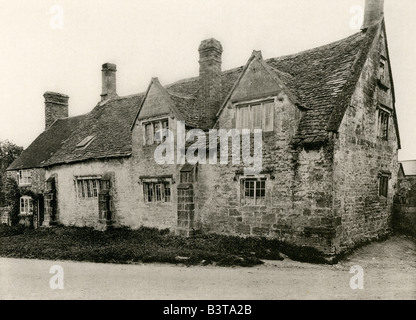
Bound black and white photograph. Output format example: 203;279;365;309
0;0;415;305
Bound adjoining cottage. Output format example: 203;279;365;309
7;0;401;259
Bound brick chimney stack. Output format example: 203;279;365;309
362;0;384;30
101;63;117;101
44;92;69;130
198;38;223;129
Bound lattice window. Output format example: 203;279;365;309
20;196;33;215
76;179;100;199
241;178;266;206
236;101;274;132
143;181;171;203
18;170;32;186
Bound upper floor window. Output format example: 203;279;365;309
379;58;386;82
20;196;33;215
143;118;169;146
236;101;274;132
377;107;390;141
240;177;266;206
18;170;32;186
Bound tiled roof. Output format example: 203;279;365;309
11;22;381;168
43;94;144;166
7;115;85;170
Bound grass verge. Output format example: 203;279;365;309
0;225;289;267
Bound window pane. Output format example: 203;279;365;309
263;102;274;132
154;122;162;142
92;180;98;197
164;183;171;202
238;106;250;130
145;124;153;145
155;184;162;202
252;104;262;130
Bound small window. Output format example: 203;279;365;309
76;136;95;149
379;60;386;82
143;181;171;203
20;196;33;215
241;178;266;206
76;179;100;199
236;101;274;132
143;118;169;145
379;175;389;197
377;108;390;141
18;170;32;186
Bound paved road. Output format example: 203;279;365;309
1;236;415;300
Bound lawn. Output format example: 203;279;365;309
0;224;326;267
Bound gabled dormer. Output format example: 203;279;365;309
215;50;306;138
131;78;185;149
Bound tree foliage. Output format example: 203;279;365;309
0;140;23;206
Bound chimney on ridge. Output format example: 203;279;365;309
101;63;117;101
44;92;69;130
198;38;223;129
362;0;384;30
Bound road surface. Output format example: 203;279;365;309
0;235;414;300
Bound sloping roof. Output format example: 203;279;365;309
11;22;383;168
7;115;85;170
266;30;372;145
401;161;416;176
43;94;144;166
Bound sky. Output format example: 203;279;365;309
0;0;415;160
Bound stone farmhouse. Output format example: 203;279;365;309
7;0;400;259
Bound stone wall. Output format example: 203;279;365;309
131;113;181;230
333;28;399;252
196;87;337;256
46;158;134;228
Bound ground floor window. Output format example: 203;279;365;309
20;196;33;215
143;182;171;203
241;177;266;206
379;174;390;197
76;179;100;199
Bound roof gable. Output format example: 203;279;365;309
216;51;301;120
131;78;184;129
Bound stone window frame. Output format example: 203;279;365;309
377;105;391;141
142;116;170;146
18;169;32;186
239;175;268;206
140;176;173;204
234;98;275;132
75;176;102;200
19;196;33;215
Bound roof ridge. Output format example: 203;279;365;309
265;31;364;63
167;90;196;99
